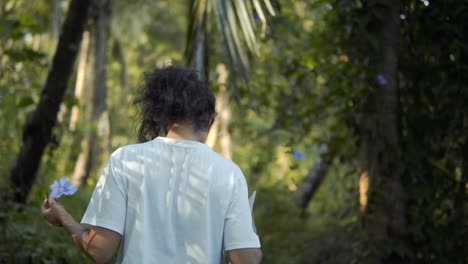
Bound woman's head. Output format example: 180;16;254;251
134;66;216;142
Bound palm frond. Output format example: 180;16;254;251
185;0;209;78
184;0;277;83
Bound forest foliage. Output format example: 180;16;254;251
1;0;467;263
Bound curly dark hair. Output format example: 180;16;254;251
133;66;216;142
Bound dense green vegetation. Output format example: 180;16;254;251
1;0;467;263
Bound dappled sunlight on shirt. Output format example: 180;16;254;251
81;137;260;263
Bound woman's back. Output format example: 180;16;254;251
81;137;260;263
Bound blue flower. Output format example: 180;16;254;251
50;176;78;198
293;150;306;160
377;74;388;86
253;11;260;22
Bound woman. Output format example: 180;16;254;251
42;66;262;264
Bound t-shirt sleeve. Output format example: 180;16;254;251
81;154;126;235
223;171;261;250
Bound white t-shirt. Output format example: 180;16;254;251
81;137;260;263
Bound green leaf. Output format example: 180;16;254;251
63;93;79;109
0;18;19;37
17;96;35;108
4;48;46;62
18;13;43;34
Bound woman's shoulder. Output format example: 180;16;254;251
108;140;154;160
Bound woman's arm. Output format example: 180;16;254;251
42;197;121;263
227;248;262;264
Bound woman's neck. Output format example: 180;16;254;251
165;122;207;143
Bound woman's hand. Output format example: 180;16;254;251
41;197;69;227
41;196;123;263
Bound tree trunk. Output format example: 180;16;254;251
92;0;111;157
69;30;90;131
205;115;219;148
72;0;111;186
9;0;92;203
51;0;61;43
362;0;405;262
216;64;232;159
359;171;369;211
113;39;128;108
299;154;333;217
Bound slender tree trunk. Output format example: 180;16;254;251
299;154;334;217
93;0;111;156
73;0;111;186
51;0;61;43
69;30;90;131
9;0;92;203
216;64;232;159
118;43;128;108
205;116;219;148
362;0;405;262
58;30;90;175
194;29;206;77
359;171;369;211
113;39;128;108
73;27;96;186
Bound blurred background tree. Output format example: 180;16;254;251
1;0;467;263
